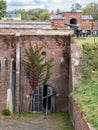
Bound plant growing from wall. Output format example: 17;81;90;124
23;43;53;91
3;102;11;116
3;108;11;116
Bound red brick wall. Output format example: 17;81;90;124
0;33;71;113
64;12;82;29
82;20;93;30
19;35;70;112
51;19;65;28
93;20;98;30
51;12;93;30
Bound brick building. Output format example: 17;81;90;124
0;23;90;130
93;20;98;30
0;27;75;113
51;11;93;31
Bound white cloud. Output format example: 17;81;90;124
6;0;98;11
51;0;64;3
41;0;48;2
6;0;12;2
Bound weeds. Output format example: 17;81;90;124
72;43;98;130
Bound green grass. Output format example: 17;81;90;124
75;36;98;44
13;111;44;117
9;111;74;130
47;112;74;130
72;43;98;130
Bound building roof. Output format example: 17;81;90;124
0;21;51;29
50;14;65;20
3;13;21;18
51;13;93;20
82;15;93;20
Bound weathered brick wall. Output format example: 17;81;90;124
0;30;72;113
0;37;16;113
19;35;70;112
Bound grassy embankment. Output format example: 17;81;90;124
72;36;98;129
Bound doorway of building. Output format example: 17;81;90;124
33;85;55;112
70;18;77;25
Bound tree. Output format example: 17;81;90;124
23;43;53;91
16;9;31;20
55;8;60;14
38;11;51;20
0;0;6;18
82;3;98;20
28;8;50;20
71;3;82;12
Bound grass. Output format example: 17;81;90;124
18;111;74;130
75;36;98;44
1;111;74;130
13;111;44;117
72;41;98;130
47;112;74;130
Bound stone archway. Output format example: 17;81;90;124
70;18;77;25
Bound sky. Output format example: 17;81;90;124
6;0;98;11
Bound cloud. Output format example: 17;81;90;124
51;0;64;3
6;0;98;11
8;0;35;6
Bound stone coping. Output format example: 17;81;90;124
0;28;74;36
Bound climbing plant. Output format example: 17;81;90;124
23;43;53;91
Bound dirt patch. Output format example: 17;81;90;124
0;112;74;130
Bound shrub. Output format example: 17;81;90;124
3;108;11;116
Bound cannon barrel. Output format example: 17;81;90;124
64;23;79;29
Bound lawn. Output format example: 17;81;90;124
75;36;98;44
72;41;98;130
17;112;74;130
0;112;74;130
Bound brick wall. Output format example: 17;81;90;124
51;19;65;28
64;12;82;30
93;20;98;30
19;35;71;112
82;20;93;30
51;12;93;30
0;29;73;113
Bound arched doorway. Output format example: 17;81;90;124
33;85;55;112
70;18;77;25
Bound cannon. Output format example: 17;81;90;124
64;23;79;37
64;23;79;29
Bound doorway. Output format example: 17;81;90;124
70;18;77;25
33;85;55;112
